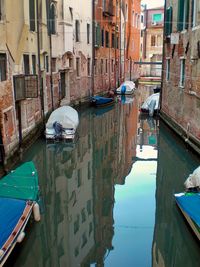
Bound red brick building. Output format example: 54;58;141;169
93;0;141;95
161;0;200;154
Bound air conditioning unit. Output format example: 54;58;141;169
152;21;157;25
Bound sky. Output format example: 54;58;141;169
141;0;165;8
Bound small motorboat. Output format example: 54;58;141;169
91;96;115;108
116;81;135;95
0;162;40;266
45;106;79;140
140;93;160;116
174;192;200;241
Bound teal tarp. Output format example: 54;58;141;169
0;161;39;201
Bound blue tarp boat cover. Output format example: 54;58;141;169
92;96;113;105
175;193;200;227
0;198;26;249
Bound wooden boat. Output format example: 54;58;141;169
116;81;135;95
45;106;79;140
0;162;40;266
174;192;200;241
91;96;115;108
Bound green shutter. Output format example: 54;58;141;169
185;0;189;29
165;6;173;36
177;0;184;31
95;23;101;47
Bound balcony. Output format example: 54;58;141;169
103;0;115;17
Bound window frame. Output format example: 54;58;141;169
179;58;185;87
0;53;7;81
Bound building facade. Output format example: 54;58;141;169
162;0;200;154
140;6;164;77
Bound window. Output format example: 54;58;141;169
180;59;185;87
87;24;90;44
116;36;119;49
32;55;36;74
177;0;189;31
75;20;80;42
165;6;173;36
23;55;30;75
50;3;56;34
166;59;170;81
0;53;6;81
192;0;200;27
95;23;101;47
112;60;114;72
76;58;80;77
0;0;5;21
132;11;134;26
153;13;162;22
105;31;109;47
137;15;140;28
29;0;36;31
101;29;104;47
87;58;91;76
69;7;73;21
151;35;156;46
94;59;97;75
125;4;128;21
45;55;49;72
112;33;115;48
141;14;144;23
100;59;104;75
51;58;56;72
105;59;108;73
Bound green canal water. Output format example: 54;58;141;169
5;88;200;267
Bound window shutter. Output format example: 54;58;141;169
96;23;101;47
185;0;189;29
165;6;173;36
177;0;184;31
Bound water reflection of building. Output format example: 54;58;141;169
152;122;200;267
7;102;138;267
137;115;159;151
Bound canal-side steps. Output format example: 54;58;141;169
0;161;41;266
174;166;200;241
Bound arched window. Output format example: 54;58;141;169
50;3;56;34
151;35;156;46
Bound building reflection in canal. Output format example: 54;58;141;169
5;90;200;267
152;122;200;267
6;98;138;267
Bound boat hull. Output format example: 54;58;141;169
174;192;200;241
91;96;115;108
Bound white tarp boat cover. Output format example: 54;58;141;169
116;81;135;93
46;106;79;130
141;93;160;111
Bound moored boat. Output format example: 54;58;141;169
91;96;115;107
116;81;135;95
0;161;40;266
174;192;200;241
45;106;79;140
140;92;160;116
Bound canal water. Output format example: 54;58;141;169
5;85;200;267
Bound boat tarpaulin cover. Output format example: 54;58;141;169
46;106;79;129
0;197;26;249
0;161;39;201
175;193;200;227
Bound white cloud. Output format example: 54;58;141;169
141;0;164;9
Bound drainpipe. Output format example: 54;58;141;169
91;0;95;96
36;0;45;124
